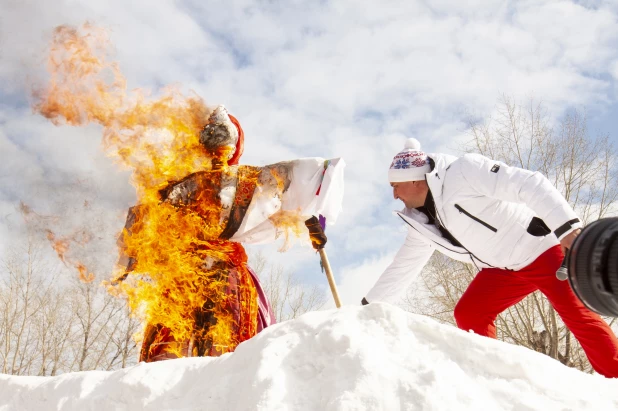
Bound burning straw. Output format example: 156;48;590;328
32;23;259;355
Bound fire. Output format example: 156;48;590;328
77;263;96;283
46;229;95;283
32;23;295;358
269;210;309;251
116;198;258;356
45;230;70;262
33;24;212;198
20;199;95;284
44;229;96;283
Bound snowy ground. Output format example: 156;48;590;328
1;303;617;411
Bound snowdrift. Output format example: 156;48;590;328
1;303;617;410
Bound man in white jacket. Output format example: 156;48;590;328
363;138;618;378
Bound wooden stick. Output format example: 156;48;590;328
318;248;342;308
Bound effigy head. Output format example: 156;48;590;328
200;105;240;162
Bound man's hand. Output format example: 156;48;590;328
305;216;327;250
560;228;581;255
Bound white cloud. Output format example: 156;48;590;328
1;0;617;288
611;60;618;81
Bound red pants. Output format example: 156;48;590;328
454;245;618;378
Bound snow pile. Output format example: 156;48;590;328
1;303;617;410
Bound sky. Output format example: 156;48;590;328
2;303;617;410
1;0;618;306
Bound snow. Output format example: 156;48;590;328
1;303;617;411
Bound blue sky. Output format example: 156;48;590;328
1;0;617;306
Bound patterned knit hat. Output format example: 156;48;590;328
388;138;430;182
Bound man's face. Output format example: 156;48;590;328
391;180;428;209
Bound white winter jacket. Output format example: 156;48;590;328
365;153;582;304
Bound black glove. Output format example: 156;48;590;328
305;216;327;250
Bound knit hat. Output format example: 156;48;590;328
388;138;430;182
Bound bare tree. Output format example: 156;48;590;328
402;95;618;374
400;254;475;326
0;236;58;375
33;279;77;376
0;234;140;376
105;305;141;369
249;252;326;322
465;95;618;221
66;278;139;372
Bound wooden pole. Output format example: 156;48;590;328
187;333;195;357
318;248;342;308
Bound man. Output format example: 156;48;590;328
363;138;618;378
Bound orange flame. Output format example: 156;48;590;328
77;263;96;283
21;200;95;283
269;210;309;251
33;23;265;358
33;23;212;199
116;200;258;356
45;230;69;262
45;229;96;283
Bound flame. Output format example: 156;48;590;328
21;200;95;283
269;210;310;251
33;23;212;199
77;263;96;283
45;230;70;262
45;229;96;283
33;23;267;358
116;201;258;356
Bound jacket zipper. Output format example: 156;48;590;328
454;204;497;232
397;214;468;256
423;175;499;269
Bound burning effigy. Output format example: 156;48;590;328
32;24;344;361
